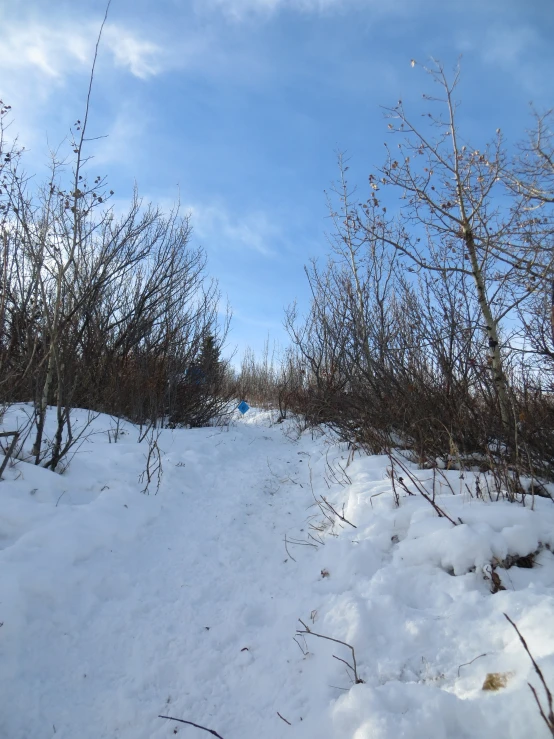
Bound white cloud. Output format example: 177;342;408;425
0;23;89;81
197;0;366;20
0;19;166;85
187;203;280;258
103;26;167;79
0;15;170;153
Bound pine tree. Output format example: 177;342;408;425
198;334;221;387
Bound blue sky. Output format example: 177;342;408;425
1;0;553;361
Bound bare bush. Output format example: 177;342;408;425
235;341;307;422
283;62;554;481
0;52;232;471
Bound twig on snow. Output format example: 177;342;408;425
287;536;318;548
293;635;309;655
504;614;554;736
320;496;357;528
159;715;225;739
296;619;364;684
457;652;489;677
284;535;297;562
392;455;459;525
277;712;292;726
308;532;325;546
139;426;163;495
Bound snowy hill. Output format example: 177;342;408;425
0;406;553;738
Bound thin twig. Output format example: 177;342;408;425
159;715;225;739
457;652;489;677
504;614;554;734
277;712;292;726
308;532;325;546
287;536;318;548
0;430;18;478
336;458;352;485
321;496;357;528
284;535;297;562
393;455;459;525
332;654;357;680
293;635;309;655
296;619;363;684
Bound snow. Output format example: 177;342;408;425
0;404;553;738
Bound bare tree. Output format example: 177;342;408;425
367;61;537;429
283;61;554;477
0;14;233;471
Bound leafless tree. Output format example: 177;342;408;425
283;62;554;478
0;18;233;471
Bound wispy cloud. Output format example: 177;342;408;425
0;14;172;155
187;203;281;258
232;309;283;329
0;23;89;82
482;25;539;68
198;0;374;20
456;23;547;97
93;103;153;169
103;26;167;79
0;19;167;85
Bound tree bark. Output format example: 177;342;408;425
464;226;512;427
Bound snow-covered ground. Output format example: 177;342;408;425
1;405;554;738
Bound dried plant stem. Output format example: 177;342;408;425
296;618;363;684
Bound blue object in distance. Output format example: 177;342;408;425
237;401;250;415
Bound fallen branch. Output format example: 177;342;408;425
159;715;225;739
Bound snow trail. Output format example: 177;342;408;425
1;406;554;738
0;410;329;738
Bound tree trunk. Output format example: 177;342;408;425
32;344;55;463
464;226;512;427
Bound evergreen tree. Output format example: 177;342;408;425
198;334;222;387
